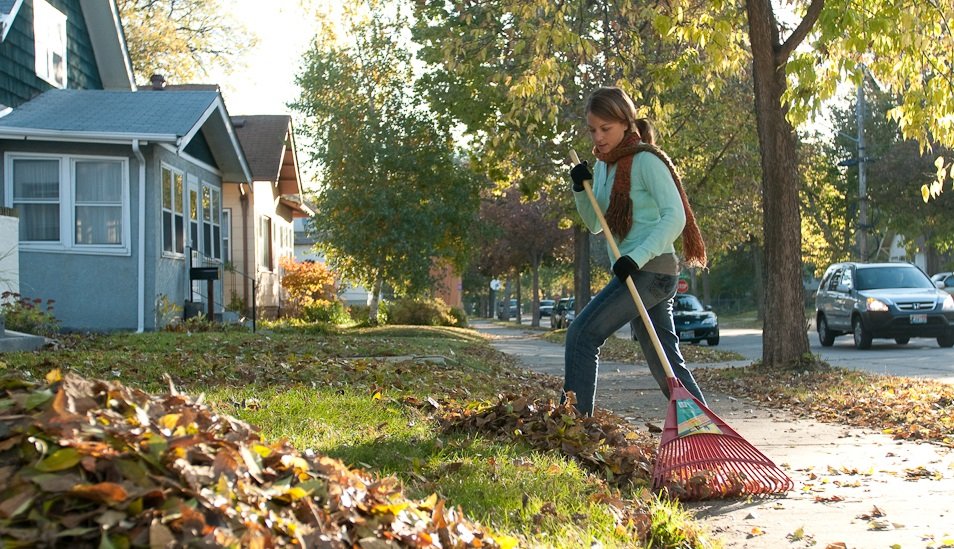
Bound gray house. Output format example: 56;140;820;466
0;89;250;331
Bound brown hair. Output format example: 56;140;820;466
585;87;706;268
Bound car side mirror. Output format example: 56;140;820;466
705;305;712;311
936;280;946;289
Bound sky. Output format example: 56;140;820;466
204;1;329;116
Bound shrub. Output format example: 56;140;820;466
1;291;59;337
302;301;352;324
386;297;462;327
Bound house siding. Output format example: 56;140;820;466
0;140;227;332
149;146;224;327
0;0;103;108
0;140;138;332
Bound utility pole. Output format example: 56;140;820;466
856;77;868;262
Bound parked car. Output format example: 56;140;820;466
551;298;575;329
538;299;556;318
632;293;719;345
931;272;954;296
497;299;518;320
815;262;954;349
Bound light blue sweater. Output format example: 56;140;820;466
574;151;686;269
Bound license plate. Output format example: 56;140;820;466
910;314;927;324
679;331;695;340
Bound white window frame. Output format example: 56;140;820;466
160;163;185;258
222;208;232;265
4;152;130;255
33;0;67;89
201;183;222;262
187;175;200;254
259;215;273;271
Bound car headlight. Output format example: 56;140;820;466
943;294;954;312
700;316;717;327
866;297;889;312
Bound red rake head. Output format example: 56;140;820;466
652;379;793;500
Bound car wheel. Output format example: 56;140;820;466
817;315;836;347
938;331;954;348
852;316;872;350
707;335;720;346
894;337;910;345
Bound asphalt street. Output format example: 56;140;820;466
513;316;954;383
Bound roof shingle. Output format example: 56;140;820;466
0;89;219;138
231;115;291;181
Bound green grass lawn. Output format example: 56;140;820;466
0;324;718;548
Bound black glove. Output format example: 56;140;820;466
612;255;640;283
570;161;592;192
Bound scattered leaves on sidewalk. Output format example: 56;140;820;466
695;366;954;447
0;373;513;547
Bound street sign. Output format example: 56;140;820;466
677;279;689;294
490;279;502;291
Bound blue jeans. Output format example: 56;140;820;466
563;273;706;416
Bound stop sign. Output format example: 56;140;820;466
677;279;689;294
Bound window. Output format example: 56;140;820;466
74;161;123;245
33;0;67;88
202;185;221;260
5;154;128;253
222;209;232;264
12;158;59;241
161;166;184;255
260;215;272;270
188;177;199;252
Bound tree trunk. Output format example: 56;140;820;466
574;226;591;312
515;273;522;324
747;0;810;366
753;239;764;321
369;273;384;324
530;256;541;327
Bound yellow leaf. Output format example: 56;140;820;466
158;413;180;430
372;501;410;515
494;535;519;549
921;184;930;203
372;391;382;401
935;155;945;169
420;493;439;510
285;486;308;501
45;369;63;384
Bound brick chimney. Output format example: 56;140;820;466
150;74;166;90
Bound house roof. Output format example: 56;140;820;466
231;115;293;181
0;89;250;181
79;0;136;90
231;114;311;218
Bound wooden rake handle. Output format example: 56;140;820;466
570;149;677;380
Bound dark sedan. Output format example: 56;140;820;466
631;293;719;345
815;262;954;349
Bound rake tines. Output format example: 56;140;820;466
652;380;793;500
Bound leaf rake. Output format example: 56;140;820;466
569;149;792;499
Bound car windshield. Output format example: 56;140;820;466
854;267;934;290
674;294;705;312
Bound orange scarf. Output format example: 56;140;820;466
593;138;707;269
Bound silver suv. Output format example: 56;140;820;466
815;262;954;349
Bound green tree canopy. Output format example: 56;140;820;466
291;3;482;320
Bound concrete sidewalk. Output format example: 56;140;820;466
472;320;954;549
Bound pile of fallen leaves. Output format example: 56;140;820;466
0;371;512;547
435;394;656;488
696;366;954;447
